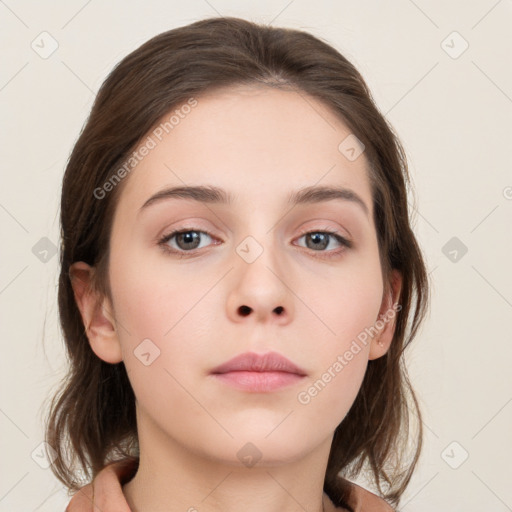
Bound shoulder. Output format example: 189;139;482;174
348;481;395;512
324;479;395;512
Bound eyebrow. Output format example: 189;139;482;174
138;184;369;217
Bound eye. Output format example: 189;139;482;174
158;228;217;257
294;228;352;258
157;227;353;259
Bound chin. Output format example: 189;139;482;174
192;430;317;468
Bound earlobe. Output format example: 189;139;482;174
69;261;123;364
368;269;402;361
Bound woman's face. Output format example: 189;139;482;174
92;85;399;465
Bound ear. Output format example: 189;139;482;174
368;269;402;361
69;261;123;364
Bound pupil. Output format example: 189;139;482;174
180;232;199;249
308;233;327;250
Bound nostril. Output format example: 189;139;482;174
274;306;284;315
238;305;251;316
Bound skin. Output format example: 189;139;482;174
70;84;401;512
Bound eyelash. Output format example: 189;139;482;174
157;226;353;260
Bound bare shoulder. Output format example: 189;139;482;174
349;481;395;512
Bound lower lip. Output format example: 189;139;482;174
212;371;305;392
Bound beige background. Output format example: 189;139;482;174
1;1;511;510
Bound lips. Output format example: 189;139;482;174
210;351;307;393
210;351;307;376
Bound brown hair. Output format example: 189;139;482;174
44;16;429;510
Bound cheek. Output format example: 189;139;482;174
109;257;215;432
302;249;383;352
293;311;378;434
295;259;383;421
109;245;210;341
108;248;220;386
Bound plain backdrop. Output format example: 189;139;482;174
1;1;511;510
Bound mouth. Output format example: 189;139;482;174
210;351;307;393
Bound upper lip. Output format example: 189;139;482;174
210;351;307;376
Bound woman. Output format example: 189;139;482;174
45;16;429;512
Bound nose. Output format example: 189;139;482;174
226;238;294;325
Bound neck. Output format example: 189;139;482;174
122;415;334;512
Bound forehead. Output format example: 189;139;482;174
115;84;372;217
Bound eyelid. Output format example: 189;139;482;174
296;224;349;239
154;218;216;242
